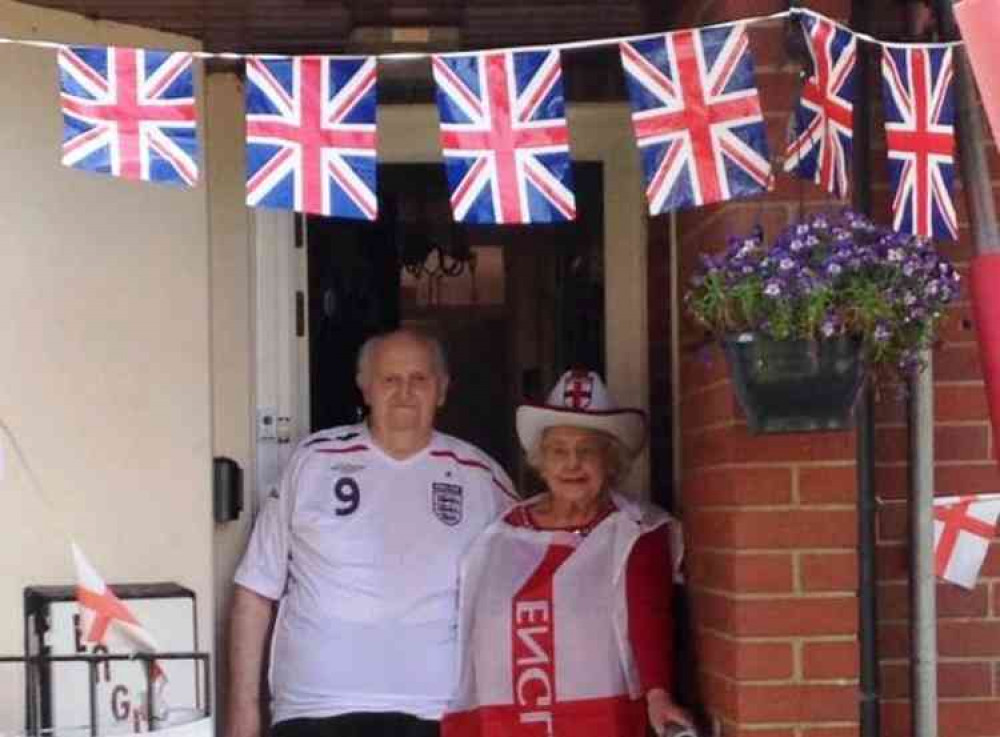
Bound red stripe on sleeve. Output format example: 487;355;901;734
431;449;518;500
626;525;674;695
315;444;369;454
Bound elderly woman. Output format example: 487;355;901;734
443;370;692;737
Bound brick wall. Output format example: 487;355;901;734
664;1;1000;735
870;68;1000;737
674;3;862;734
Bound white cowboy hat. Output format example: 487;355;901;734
516;370;648;457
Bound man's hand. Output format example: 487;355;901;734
646;687;693;737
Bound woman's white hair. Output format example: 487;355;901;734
355;328;450;390
526;427;632;491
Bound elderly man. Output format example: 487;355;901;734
227;329;516;737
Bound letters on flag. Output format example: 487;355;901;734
783;13;857;199
245;55;378;219
933;494;1000;589
58;46;199;186
880;44;957;240
619;23;773;215
431;49;576;224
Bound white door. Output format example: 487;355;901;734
253;210;311;512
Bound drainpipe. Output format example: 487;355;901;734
916;2;1000;737
909;352;938;737
849;3;880;737
902;6;939;737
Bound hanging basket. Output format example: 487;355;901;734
722;333;866;434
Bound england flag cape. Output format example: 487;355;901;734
443;494;673;737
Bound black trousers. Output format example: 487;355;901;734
272;713;440;737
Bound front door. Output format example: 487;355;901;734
304;162;605;480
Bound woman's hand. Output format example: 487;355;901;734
646;687;693;736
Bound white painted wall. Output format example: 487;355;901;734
0;0;212;726
204;70;255;726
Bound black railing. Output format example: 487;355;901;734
0;651;211;737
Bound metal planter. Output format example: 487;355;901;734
722;333;866;434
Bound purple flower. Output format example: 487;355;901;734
686;209;958;383
898;352;921;374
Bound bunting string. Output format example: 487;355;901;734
0;7;964;60
0;417;73;538
0;5;980;232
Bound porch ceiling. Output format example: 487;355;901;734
18;0;676;55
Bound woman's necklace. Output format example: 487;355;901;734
526;498;615;537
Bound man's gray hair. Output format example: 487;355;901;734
356;328;450;389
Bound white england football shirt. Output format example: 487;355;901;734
234;423;517;723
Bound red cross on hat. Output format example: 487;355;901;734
562;370;594;409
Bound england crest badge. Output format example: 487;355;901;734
432;482;464;526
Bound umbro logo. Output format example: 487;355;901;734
330;463;365;474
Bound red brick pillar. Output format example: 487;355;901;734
669;1;1000;734
672;2;862;735
678;349;861;736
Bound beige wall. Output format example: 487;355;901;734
204;69;255;720
0;0;213;723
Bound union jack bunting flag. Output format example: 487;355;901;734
431;49;575;224
619;23;773;215
245;55;378;219
880;45;957;240
58;46;198;186
783;13;857;199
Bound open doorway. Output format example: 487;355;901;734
305;162;604;476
